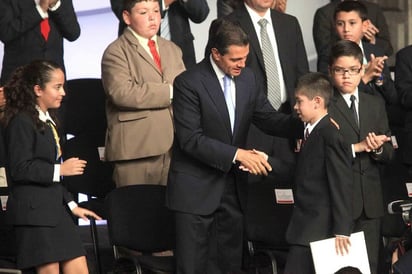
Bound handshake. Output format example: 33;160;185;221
236;148;271;176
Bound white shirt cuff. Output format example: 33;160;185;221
53;164;60;182
351;144;356;158
170;85;173;101
68;201;78;211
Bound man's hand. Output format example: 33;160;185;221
236;148;271;176
363;20;379;44
335;236;351;256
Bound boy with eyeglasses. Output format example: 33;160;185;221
328;40;393;274
332;0;397;107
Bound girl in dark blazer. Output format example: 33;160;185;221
2;60;101;273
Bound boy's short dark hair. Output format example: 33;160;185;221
296;72;332;108
123;0;157;12
329;40;364;67
334;0;368;21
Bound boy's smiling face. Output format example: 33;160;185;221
330;56;364;95
335;11;368;44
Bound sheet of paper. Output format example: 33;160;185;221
310;231;370;274
0;167;7;187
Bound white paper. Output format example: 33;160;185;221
310;231;370;274
0;167;7;187
274;188;294;204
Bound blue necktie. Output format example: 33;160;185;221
223;75;235;132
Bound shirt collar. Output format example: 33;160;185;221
244;3;272;24
36;105;56;125
339;88;359;107
305;114;328;135
127;26;158;47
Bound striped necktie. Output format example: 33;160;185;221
258;18;282;110
47;120;62;159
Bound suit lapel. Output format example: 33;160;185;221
232;74;250;139
200;60;233;138
333;91;360;134
124;30;162;76
236;7;265;75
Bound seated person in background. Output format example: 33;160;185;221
2;60;101;274
313;0;393;75
395;45;412;175
102;0;185;187
284;72;353;274
335;266;363;274
328;40;394;274
330;0;397;109
110;0;209;69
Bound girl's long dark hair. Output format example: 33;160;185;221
1;60;63;130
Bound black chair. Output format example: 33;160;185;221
63;78;107;138
244;176;294;274
105;185;175;274
61;78;114;274
62;134;115;274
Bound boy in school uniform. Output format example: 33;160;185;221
331;0;397;107
284;72;353;274
328;40;393;274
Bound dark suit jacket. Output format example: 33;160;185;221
286;115;353;246
5;113;74;226
314;0;393;74
226;6;309;109
395;45;412;165
166;58;302;215
0;0;80;85
360;42;398;106
224;5;309;182
328;89;393;219
110;0;209;69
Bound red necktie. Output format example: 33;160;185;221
148;39;162;71
40;18;50;41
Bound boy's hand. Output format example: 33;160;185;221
363;20;379;44
335;235;351;256
363;54;387;83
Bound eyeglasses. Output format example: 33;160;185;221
332;67;362;75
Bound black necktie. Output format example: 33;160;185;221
350;95;359;128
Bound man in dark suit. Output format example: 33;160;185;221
313;0;393;74
110;0;209;69
395;45;412;174
285;72;353;274
0;0;80;85
166;18;302;274
328;40;393;274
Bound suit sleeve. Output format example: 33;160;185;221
0;0;43;43
177;0;209;23
325;131;353;236
395;48;412;108
370;98;394;163
48;0;80;42
6;115;55;186
313;7;332;74
173;73;237;173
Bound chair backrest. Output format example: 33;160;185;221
105;185;175;253
63;78;107;137
62;134;115;198
245;176;293;248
